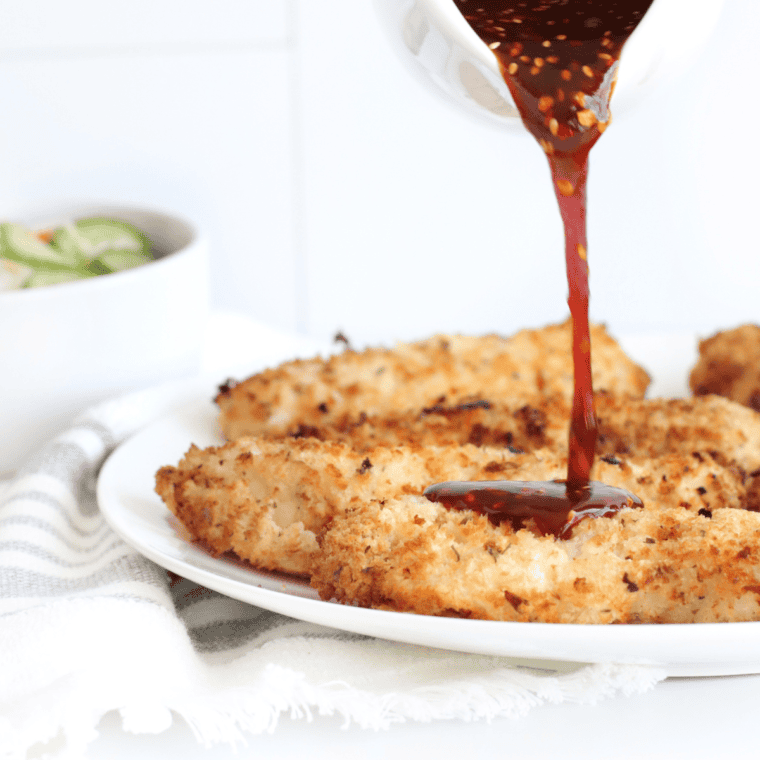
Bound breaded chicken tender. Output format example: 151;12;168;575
690;324;760;411
312;496;760;624
156;439;567;577
215;320;650;441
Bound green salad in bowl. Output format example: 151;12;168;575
0;216;153;290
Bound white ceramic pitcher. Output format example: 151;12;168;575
374;0;727;129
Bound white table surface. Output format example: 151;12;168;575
13;316;760;758
87;672;759;759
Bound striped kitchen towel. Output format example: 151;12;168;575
0;377;667;760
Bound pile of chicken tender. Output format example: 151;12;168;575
155;320;760;624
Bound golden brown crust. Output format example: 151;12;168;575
595;393;760;475
154;321;760;623
690;324;760;411
215;320;650;441
156;393;759;599
313;496;760;624
221;391;760;477
155;439;564;576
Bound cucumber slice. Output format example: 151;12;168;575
0;223;75;272
49;223;88;266
22;269;89;289
92;250;153;273
53;218;151;262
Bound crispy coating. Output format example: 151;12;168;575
154;321;760;623
215;320;650;441
155;439;565;577
313;496;760;624
690;324;760;411
244;391;760;476
596;393;760;475
156;393;760;591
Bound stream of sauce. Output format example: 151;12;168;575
425;0;654;537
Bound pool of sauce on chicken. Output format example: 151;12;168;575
425;0;653;538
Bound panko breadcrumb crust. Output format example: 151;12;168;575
215;319;650;441
155;321;760;623
313;496;760;624
690;324;760;412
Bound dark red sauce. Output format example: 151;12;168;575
424;480;643;539
425;0;654;536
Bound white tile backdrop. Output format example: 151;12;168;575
0;0;757;346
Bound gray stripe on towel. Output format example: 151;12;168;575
0;537;126;568
188;615;288;653
0;515;112;553
1;491;103;537
0;554;169;598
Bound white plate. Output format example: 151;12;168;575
97;334;760;678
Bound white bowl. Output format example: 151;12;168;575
0;204;208;474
